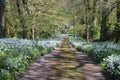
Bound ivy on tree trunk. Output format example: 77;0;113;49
0;0;6;38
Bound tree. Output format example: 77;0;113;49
83;0;91;42
114;0;120;42
2;0;119;41
99;0;117;41
0;0;6;38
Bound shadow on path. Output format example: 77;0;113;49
17;38;105;80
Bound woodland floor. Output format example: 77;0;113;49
17;39;105;80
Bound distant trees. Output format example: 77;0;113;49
69;0;119;42
4;0;61;39
0;0;120;42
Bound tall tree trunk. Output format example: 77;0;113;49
100;15;108;41
32;26;35;40
84;0;90;42
100;0;116;41
72;13;76;38
90;0;97;39
16;0;27;39
0;0;6;38
32;16;35;40
115;0;120;42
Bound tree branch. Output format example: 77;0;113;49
107;1;118;17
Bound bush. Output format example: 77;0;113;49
73;41;120;80
101;55;120;80
0;38;60;80
0;46;52;80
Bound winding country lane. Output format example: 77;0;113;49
17;38;105;80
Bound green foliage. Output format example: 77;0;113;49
74;41;120;80
0;46;52;80
2;0;119;42
101;55;120;80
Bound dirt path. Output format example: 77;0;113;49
17;38;105;80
